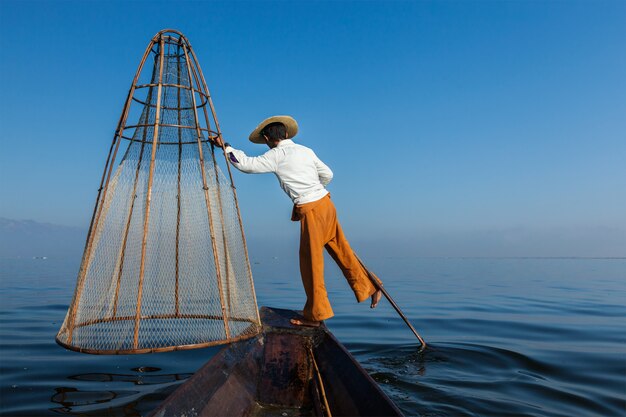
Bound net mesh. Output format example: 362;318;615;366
56;31;260;354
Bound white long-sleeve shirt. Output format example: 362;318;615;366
224;139;333;205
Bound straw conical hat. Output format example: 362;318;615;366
249;115;298;144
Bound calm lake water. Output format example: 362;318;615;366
0;256;624;416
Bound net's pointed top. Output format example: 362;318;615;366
153;29;182;39
155;28;184;37
151;29;192;46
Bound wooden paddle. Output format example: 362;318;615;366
355;255;427;350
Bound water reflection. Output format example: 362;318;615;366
67;371;191;385
50;369;191;415
51;387;140;415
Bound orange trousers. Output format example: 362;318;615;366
291;194;376;321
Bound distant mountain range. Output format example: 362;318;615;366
0;218;86;259
0;217;623;260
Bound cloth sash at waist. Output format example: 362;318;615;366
291;194;331;222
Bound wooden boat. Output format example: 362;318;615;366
150;306;404;417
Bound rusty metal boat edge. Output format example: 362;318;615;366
150;306;404;417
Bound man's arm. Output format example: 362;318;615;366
313;152;333;186
223;144;276;174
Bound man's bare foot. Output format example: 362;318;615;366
370;289;382;308
290;318;321;327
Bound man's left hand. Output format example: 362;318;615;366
211;134;225;148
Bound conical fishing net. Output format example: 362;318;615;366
56;30;261;354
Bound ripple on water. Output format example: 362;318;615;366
357;342;625;417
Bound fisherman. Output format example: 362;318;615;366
213;116;381;327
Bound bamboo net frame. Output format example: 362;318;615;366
56;29;261;354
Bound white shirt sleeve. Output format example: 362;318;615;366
225;145;277;174
312;152;333;186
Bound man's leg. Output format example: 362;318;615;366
323;204;379;306
295;211;334;324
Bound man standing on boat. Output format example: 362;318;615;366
213;115;381;327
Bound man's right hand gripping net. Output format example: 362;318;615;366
56;30;261;354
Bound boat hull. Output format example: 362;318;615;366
150;307;403;417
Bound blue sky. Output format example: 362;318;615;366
0;0;624;256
